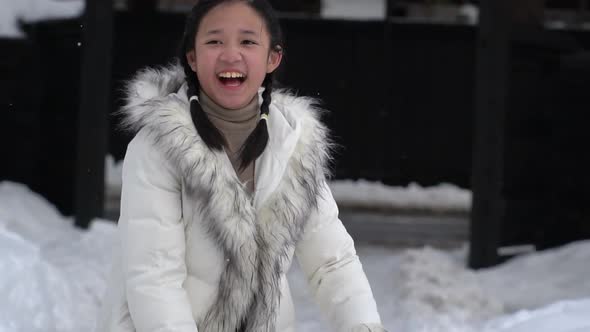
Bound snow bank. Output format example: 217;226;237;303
483;299;590;332
329;179;471;213
392;247;504;332
0;182;116;332
0;0;84;38
478;240;590;312
387;242;590;332
321;0;385;20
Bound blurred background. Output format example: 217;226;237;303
1;0;589;331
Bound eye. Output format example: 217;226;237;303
242;40;258;45
205;40;222;45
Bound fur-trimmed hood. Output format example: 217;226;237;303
118;63;334;332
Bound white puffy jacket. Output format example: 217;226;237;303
95;65;385;332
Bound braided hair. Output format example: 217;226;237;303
178;0;283;170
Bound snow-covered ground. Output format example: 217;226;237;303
1;180;590;332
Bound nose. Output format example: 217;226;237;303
219;45;242;63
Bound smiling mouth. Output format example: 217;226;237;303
218;71;247;87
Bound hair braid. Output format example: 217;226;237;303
260;74;273;116
238;74;273;171
181;60;226;151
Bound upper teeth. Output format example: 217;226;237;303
219;72;245;78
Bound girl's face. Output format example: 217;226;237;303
186;1;282;110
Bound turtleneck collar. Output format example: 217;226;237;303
199;91;260;134
198;91;260;194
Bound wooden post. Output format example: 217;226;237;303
74;0;113;228
469;0;510;268
469;0;546;268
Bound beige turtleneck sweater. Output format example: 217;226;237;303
199;92;260;194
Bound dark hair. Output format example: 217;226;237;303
179;0;283;171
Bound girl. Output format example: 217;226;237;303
96;1;386;331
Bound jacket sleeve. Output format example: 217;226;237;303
118;130;198;332
295;181;386;332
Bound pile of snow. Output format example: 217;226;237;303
482;299;590;332
0;182;115;332
392;247;504;331
321;0;385;20
478;241;590;312
2;180;590;332
0;0;84;38
329;179;471;213
384;243;590;332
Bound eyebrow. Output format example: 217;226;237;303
205;29;260;36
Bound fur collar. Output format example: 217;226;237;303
119;63;333;331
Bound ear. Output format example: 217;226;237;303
266;46;283;74
186;50;197;72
